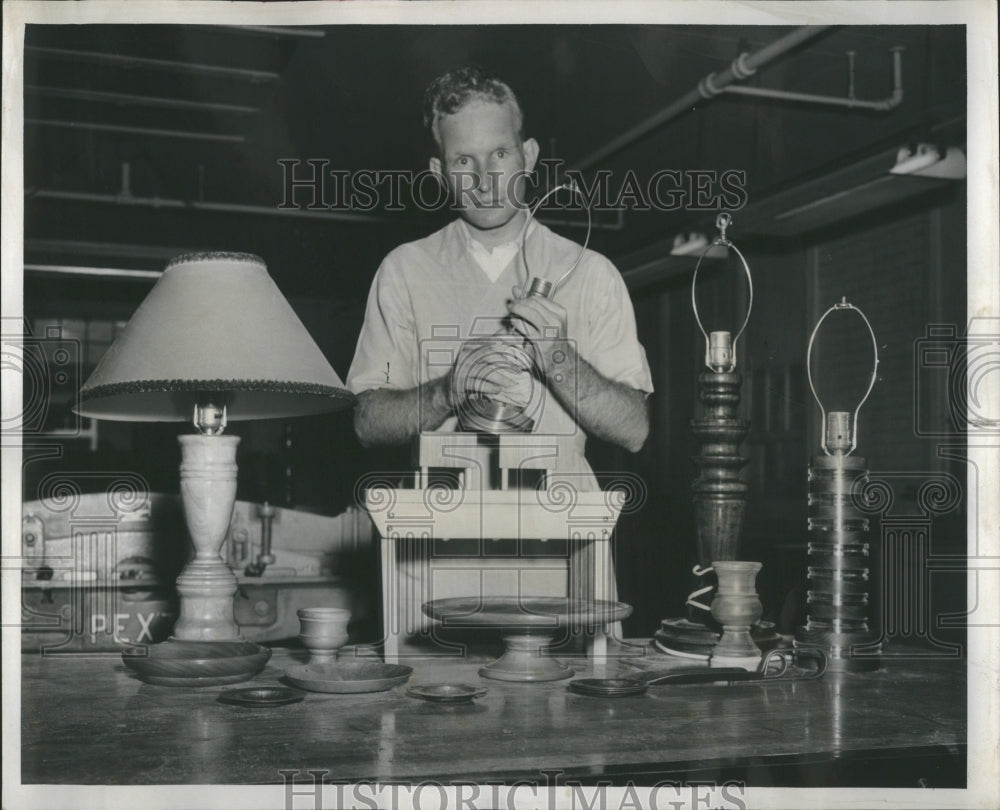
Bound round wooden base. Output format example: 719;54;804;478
478;631;575;682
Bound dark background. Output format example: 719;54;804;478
21;23;968;646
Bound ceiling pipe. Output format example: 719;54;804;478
573;25;832;172
723;47;904;111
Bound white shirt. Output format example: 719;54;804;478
347;218;653;484
458;218;536;283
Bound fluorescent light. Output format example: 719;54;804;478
910;146;967;179
890;143;966;179
890;143;942;175
670;233;709;256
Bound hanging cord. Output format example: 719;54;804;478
517;180;593;299
685;564;715;612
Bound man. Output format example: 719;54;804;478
349;65;652;462
347;66;652;646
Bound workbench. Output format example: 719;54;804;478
20;643;965;788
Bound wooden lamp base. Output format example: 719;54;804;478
173;433;241;641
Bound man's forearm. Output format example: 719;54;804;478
354;374;453;446
506;290;650;453
544;344;650;453
353;348;649;451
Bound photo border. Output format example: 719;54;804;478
3;2;997;809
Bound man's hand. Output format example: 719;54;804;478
452;338;533;409
507;285;649;452
506;285;569;372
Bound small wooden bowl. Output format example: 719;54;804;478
122;639;271;685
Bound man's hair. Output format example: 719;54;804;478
423;65;524;148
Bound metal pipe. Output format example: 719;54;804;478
573;26;831;171
25;119;245;143
25;45;280;82
26;84;259;115
29;188;395;224
723;47;904;111
244;502;276;577
723;84;898;110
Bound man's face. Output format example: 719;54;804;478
430;100;539;233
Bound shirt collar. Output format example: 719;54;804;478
458;217;537;256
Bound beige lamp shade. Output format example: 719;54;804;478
77;252;355;421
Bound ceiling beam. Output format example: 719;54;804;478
25;119;245;143
26;238;204;261
26;85;259;115
25;45;281;82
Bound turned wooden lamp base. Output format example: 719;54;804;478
173;561;241;641
128;432;271;686
173;433;243;642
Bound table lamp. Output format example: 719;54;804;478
76;252;354;658
654;214;776;658
795;297;880;671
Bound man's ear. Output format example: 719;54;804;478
429;156;449;192
522;138;540;174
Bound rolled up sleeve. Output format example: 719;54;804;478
346;255;418;394
584;257;654;394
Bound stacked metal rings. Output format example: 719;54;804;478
795;453;880;671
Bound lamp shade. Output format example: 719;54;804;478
77;252;355;421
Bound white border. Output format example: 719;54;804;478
3;2;997;810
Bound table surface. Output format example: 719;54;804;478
21;642;966;786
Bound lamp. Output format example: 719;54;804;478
77;252;354;675
795;297;880;671
655;214;776;658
